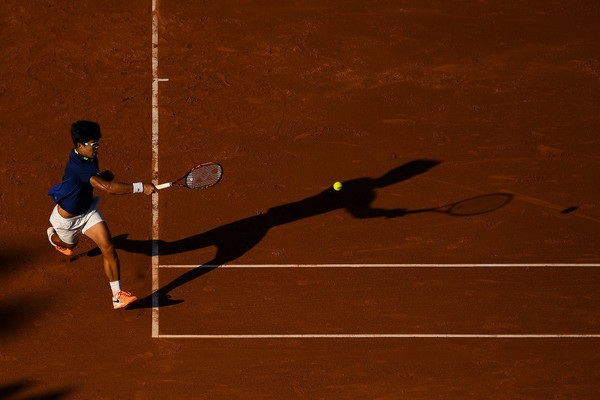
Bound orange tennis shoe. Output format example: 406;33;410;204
113;291;138;310
55;245;73;256
47;227;73;256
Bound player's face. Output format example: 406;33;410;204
78;140;99;158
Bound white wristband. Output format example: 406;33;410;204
133;182;144;193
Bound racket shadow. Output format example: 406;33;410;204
404;193;514;217
121;159;456;309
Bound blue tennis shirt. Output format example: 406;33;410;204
48;149;100;215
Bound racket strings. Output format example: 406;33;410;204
186;164;222;189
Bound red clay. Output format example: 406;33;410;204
1;0;599;398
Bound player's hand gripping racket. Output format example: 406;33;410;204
156;162;223;190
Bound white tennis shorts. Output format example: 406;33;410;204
49;197;104;245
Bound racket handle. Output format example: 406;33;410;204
155;182;172;190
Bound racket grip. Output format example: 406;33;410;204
155;182;172;190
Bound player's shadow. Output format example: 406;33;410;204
110;159;441;309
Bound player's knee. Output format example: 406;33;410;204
99;241;116;255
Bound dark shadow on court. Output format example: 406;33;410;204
0;252;41;337
0;379;73;400
0;252;75;399
118;159;442;309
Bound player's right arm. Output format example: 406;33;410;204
90;175;155;195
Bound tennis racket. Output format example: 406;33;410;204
156;162;223;190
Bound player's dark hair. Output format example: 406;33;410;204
71;120;101;146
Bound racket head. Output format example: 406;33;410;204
445;193;513;216
184;162;223;189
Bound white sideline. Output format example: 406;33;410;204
151;0;164;338
156;334;600;339
159;263;600;269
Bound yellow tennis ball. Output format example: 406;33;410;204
333;181;343;191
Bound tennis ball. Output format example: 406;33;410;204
333;181;343;191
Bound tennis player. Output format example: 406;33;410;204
47;121;155;309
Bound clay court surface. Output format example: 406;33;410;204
2;0;600;398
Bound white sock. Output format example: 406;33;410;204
110;280;121;297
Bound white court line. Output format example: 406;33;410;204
151;0;163;338
159;263;600;269
156;334;600;339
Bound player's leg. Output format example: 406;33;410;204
83;221;120;281
83;220;137;309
